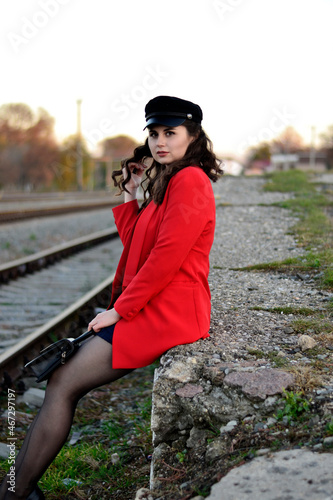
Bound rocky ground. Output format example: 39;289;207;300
148;176;333;500
209;176;331;377
0;176;332;499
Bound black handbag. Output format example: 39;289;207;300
25;330;95;383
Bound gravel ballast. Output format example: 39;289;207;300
0;208;116;265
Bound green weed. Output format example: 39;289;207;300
247;348;266;358
326;420;333;436
230;257;300;272
0;365;156;498
263;170;316;193
270;438;283;451
176;450;187;463
22;247;34;255
101;416;125;441
323;267;333;288
40;441;133;495
251;305;315;316
275;389;311;423
267;352;289;368
260;170;333;291
291;318;332;335
193;484;212;497
246;348;289;367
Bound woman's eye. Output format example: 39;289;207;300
166;131;174;136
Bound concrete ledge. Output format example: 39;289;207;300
150;338;295;490
207;449;333;500
148;177;333;496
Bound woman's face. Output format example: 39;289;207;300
148;125;194;164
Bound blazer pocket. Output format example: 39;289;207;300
159;281;201;334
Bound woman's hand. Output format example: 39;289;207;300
123;162;146;202
88;308;121;332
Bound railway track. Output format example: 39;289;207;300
0;199;120;224
0;227;119;283
0;230;123;387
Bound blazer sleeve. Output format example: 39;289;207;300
112;199;140;246
114;167;215;320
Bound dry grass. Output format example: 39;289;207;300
289;365;324;392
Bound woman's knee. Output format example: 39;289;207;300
46;364;84;403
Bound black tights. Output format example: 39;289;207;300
0;337;133;500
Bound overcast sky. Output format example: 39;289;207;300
1;0;332;157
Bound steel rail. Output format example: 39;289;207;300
0;228;119;283
0;200;120;224
0;274;115;386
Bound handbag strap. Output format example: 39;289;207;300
72;329;96;346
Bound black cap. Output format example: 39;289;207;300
144;96;203;129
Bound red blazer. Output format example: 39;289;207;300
109;166;216;368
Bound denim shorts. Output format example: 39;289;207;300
95;324;115;344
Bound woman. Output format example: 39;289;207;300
0;95;222;499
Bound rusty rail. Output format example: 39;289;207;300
0;275;115;387
0;228;119;283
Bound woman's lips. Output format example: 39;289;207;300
157;151;168;157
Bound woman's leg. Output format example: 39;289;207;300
0;337;133;500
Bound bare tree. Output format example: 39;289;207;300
0;103;34;130
52;134;92;190
0;103;58;189
101;135;138;161
271;126;304;154
99;135;138;188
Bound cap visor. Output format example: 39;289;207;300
144;116;185;130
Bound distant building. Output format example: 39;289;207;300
296;151;327;172
270;154;299;170
270;152;327;172
246;150;328;175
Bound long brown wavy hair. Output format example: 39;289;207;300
112;120;223;208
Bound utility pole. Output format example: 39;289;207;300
76;99;83;191
309;126;316;171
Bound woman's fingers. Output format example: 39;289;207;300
88;319;99;332
88;312;104;332
88;308;121;332
127;162;146;176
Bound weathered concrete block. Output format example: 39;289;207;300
186;427;209;448
151;343;295;447
150;338;297;491
206;449;333;500
150;442;172;490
